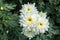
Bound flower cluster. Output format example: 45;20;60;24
19;3;49;39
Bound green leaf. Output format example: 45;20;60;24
19;0;22;4
0;24;3;31
4;3;16;11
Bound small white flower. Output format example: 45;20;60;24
39;11;47;18
36;17;49;33
0;6;4;10
22;27;37;39
6;30;9;34
19;13;38;27
20;3;38;15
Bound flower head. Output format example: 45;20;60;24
36;17;49;33
0;6;4;10
22;27;37;39
39;11;47;18
19;13;38;27
20;3;38;15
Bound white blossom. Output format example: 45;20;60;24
36;17;49;33
22;27;37;39
39;11;47;18
19;13;38;27
20;3;38;15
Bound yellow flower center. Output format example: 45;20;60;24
25;7;31;13
26;17;33;24
38;22;44;28
27;30;32;34
28;30;32;34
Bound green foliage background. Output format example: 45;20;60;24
0;0;60;40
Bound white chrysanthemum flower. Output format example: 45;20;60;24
19;13;38;27
36;17;49;33
20;3;38;15
22;27;37;39
39;11;47;18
